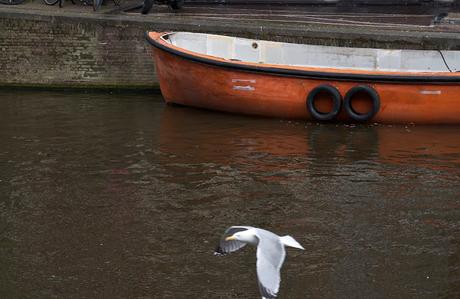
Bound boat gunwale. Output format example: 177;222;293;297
145;31;460;84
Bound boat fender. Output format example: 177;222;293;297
344;85;380;122
306;85;342;121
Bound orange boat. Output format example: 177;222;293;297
146;31;460;124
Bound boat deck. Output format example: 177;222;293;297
165;31;460;72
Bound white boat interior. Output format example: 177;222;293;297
164;32;460;73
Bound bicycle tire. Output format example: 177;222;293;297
43;0;59;5
0;0;26;4
92;0;102;11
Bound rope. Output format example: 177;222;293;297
438;50;453;73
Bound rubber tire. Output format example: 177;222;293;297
0;0;25;4
344;85;380;122
93;0;102;11
141;0;154;14
42;0;59;5
306;85;342;121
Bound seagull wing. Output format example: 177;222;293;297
255;230;286;299
214;226;252;255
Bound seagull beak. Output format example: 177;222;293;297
225;236;236;241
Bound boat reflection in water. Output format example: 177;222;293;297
158;105;460;175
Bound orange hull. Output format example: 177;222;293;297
146;32;460;124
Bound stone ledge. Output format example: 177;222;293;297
2;5;460;49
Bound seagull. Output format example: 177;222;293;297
214;226;304;299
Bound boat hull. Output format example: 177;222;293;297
147;32;460;124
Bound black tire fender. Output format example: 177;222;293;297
306;84;342;121
344;85;380;122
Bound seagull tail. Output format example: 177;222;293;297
280;235;305;250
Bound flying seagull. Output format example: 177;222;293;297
214;226;304;299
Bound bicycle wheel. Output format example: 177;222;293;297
43;0;60;5
93;0;102;11
0;0;25;4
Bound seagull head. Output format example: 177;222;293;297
225;229;258;245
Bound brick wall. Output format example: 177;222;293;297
0;13;158;89
1;9;458;90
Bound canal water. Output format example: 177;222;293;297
0;90;459;298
